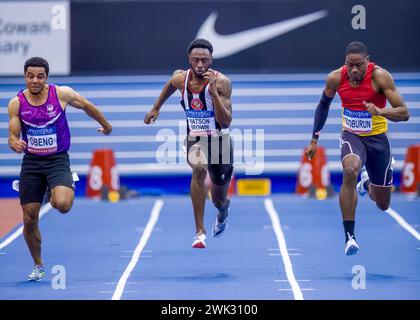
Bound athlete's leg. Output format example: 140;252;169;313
339;131;366;255
22;202;43;265
340;155;362;221
19;156;47;266
208;135;233;237
364;133;394;211
187;138;209;235
210;182;230;213
189;165;207;234
47;153;75;214
367;185;392;210
209;134;233;211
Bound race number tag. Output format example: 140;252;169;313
26;126;58;154
343;108;372;134
186;110;216;136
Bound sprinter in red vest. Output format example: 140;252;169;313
306;42;410;255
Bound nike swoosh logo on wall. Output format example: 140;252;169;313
196;10;328;59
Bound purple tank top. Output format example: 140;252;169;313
18;84;71;156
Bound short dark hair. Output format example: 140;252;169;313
345;41;368;57
188;38;213;55
24;57;49;76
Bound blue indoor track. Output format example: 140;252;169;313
0;74;419;300
0;194;419;300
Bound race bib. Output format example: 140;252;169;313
26;126;58;154
186;110;216;136
342;108;372;134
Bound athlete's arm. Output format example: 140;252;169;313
144;70;184;124
306;69;340;160
205;71;232;128
7;97;27;153
366;68;410;122
58;86;112;135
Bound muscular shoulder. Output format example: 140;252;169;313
56;85;76;102
171;70;187;89
326;68;342;89
215;72;231;85
372;66;394;89
8;96;20;114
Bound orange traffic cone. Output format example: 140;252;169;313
296;146;330;195
86;149;120;199
401;144;420;194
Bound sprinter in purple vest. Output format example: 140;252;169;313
7;57;112;281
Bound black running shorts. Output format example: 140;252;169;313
340;130;393;186
19;152;74;205
186;134;234;185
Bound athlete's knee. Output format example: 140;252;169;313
191;165;207;180
376;199;390;211
342;167;358;184
54;198;73;214
57;202;72;214
51;191;73;213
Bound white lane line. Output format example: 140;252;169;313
105;281;141;285
275;279;311;282
264;198;304;300
385;207;420;240
277;288;315;291
111;199;164;300
119;255;153;258
0;203;53;250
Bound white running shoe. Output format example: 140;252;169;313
28;264;45;281
192;232;206;249
212;215;228;238
344;233;359;256
212;200;230;238
356;167;369;196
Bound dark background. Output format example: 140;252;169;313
71;0;420;74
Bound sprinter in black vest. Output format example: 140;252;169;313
144;39;233;248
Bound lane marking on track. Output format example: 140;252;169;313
385;207;420;241
264;198;304;300
0;203;52;250
275;279;310;282
277;288;315;291
111;199;164;300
